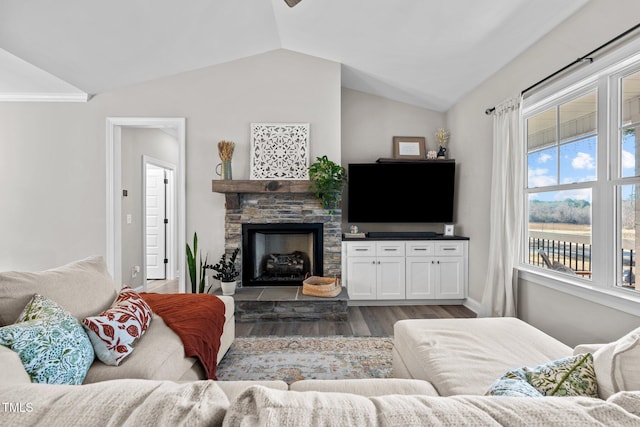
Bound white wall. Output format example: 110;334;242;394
446;0;640;341
0;49;341;278
0;103;99;270
341;88;446;233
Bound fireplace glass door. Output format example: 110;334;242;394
242;223;323;286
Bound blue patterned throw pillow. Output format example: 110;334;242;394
487;353;598;398
0;294;94;384
486;375;544;397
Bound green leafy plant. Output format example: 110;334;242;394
211;248;240;282
308;155;347;213
186;232;211;293
186;232;199;293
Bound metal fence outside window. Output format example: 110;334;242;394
528;237;635;286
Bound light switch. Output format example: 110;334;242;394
126;214;132;224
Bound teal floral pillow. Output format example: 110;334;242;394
487;353;598;398
0;294;94;384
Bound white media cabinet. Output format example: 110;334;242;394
341;236;469;303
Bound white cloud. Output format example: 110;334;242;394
622;150;635;170
528;168;555;188
538;153;552;163
553;189;591;202
562;175;596;184
571;152;595;170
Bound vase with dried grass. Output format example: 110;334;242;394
216;140;235;180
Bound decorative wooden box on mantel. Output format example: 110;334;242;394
211;179;313;209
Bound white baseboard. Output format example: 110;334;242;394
463;297;480;316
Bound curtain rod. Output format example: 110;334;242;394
485;22;640;115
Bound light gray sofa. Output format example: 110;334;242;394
3;318;640;427
393;317;640;401
2;258;640;426
1;366;639;426
0;256;235;383
392;317;573;395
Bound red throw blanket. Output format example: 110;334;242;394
139;293;226;380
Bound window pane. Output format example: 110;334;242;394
559;136;597;184
621;128;637;178
621;70;640;128
559;92;597;142
528;147;557;187
528;108;557;151
621;71;640;178
619;184;638;290
527;190;592;278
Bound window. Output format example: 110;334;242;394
525;91;596;280
522;44;640;300
617;70;640;290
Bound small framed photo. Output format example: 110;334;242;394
393;136;425;159
444;224;455;236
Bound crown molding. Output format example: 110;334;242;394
0;92;90;102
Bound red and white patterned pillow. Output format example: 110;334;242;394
82;286;153;366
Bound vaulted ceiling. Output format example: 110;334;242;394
0;0;590;111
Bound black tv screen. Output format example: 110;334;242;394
347;162;455;223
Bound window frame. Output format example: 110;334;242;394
519;38;640;317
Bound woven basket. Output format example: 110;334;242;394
302;276;342;298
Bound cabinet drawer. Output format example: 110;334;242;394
435;241;464;256
347;242;376;256
406;241;435;256
376;242;405;257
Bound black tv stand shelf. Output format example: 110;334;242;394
342;232;469;241
368;231;438;238
376;158;455;163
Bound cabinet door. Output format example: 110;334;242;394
435;257;465;298
346;256;377;300
377;257;405;299
406;257;435;299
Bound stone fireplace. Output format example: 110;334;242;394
212;180;342;288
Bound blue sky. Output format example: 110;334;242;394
528;132;636;202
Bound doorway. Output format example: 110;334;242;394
144;157;176;283
106;117;186;293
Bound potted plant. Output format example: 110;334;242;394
211;248;240;295
308;155;347;214
186;232;211;294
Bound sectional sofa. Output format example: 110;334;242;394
1;257;639;426
0;256;235;382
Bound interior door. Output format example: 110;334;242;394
146;164;166;280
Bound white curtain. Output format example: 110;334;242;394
479;96;523;318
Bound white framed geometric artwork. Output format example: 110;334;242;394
250;123;309;180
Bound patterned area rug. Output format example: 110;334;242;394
216;336;393;384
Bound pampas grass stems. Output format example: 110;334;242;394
218;140;235;161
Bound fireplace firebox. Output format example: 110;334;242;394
242;223;323;286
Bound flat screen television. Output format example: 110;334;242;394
347;162;455;223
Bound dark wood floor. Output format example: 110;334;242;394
146;280;476;337
235;304;475;337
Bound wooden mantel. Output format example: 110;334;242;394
212;179;313;209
